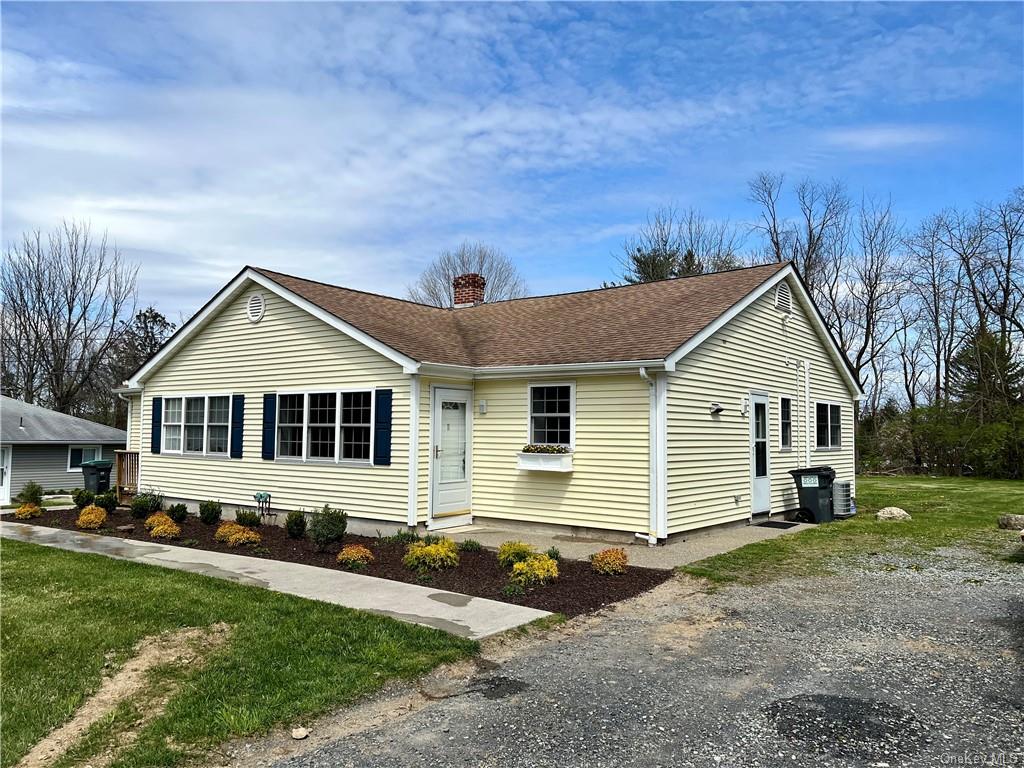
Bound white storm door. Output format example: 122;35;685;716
431;389;471;518
750;394;771;514
0;447;10;505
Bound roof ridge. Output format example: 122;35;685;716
250;266;451;312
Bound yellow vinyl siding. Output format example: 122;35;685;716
666;278;857;534
468;375;650;533
139;284;410;521
126;395;142;452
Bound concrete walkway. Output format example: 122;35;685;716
0;521;548;640
444;519;816;569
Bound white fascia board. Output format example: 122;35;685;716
128;269;421;386
664;265;863;399
465;359;667;380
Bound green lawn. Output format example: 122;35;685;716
2;498;73;509
682;475;1024;585
0;540;475;768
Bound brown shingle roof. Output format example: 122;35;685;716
251;262;790;368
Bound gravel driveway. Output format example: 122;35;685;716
233;546;1022;768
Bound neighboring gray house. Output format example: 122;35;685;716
0;396;126;504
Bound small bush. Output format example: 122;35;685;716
150;520;181;540
19;481;44;506
502;582;525;598
590;547;628;575
510;555;559;587
382;528;419;545
309;505;347;551
403;538;459;571
458;539;483;552
214;522;262;548
166;503;189;524
131;492;162;519
93;492;118;513
14;503;42;520
497;541;536;569
336;544;374;570
285;510;307;539
72;489;95;510
199;500;223;525
144;512;174;531
76;504;107;530
234;509;261;527
545;546;561;562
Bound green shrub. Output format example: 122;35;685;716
382;528;419;545
199;500;222;525
510;555;559;587
19;481;44;506
93;492;118;513
285;510;307;539
234;509;261;528
166;503;189;524
458;539;483;552
502;582;525;598
497;541;536;569
72;489;95;510
130;491;163;519
545;546;561;562
309;505;347;551
403;538;459;571
422;534;444;545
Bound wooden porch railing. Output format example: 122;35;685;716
115;450;139;504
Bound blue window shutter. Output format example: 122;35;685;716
262;394;276;460
230;395;245;459
150;397;162;454
373;389;392;466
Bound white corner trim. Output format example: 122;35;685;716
407;374;420;527
128;269;420;387
663;265;863;399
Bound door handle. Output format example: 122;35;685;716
434;445;441;459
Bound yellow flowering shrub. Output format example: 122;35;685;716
403;538;459;571
336;544;374;570
496;540;536;568
510;554;559;587
14;503;42;520
590;547;628;575
144;512;174;531
150;520;181;540
214;521;262;548
76;504;107;530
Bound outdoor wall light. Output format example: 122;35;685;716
478;399;487;415
709;402;725;415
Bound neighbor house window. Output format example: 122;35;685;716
529;383;574;447
780;397;792;450
815;402;842;449
162;395;232;456
68;445;101;471
277;390;373;462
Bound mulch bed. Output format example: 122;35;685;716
16;509;674;617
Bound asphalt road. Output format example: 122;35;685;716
247;545;1022;768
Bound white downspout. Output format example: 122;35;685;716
804;361;812;467
637;367;661;546
407;374;420;528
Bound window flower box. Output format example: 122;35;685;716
517;447;573;472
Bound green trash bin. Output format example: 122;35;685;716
788;466;836;523
81;459;114;494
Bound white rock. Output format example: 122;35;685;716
291;727;309;740
876;506;912;521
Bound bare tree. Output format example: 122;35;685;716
1;221;137;414
407;241;527;307
980;188;1024;341
748;172;790;263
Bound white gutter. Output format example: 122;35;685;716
425;359;669;381
407;374;420;527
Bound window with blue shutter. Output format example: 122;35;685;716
262;394;276;460
373;389;393;466
150;397;162;454
230;394;245;458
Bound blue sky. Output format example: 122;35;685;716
3;2;1022;316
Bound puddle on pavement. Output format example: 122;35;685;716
474;675;529;700
429;592;472;607
764;693;928;760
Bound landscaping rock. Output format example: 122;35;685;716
291;727;309;741
996;514;1024;530
116;525;134;532
876;507;911;521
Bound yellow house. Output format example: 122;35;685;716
116;262;862;542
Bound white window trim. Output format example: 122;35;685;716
779;396;793;452
526;381;576;450
67;445;101;472
160;393;234;458
814;400;843;450
275;388;376;466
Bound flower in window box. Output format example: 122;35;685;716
520;444;570;454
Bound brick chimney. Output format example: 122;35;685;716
453;273;486;307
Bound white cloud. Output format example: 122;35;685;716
822;125;954;152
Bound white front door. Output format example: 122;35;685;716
431;388;471;520
0;446;11;505
750;394;771;514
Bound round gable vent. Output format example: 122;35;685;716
246;292;266;324
774;282;792;314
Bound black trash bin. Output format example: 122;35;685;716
81;459;114;494
788;466;836;523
